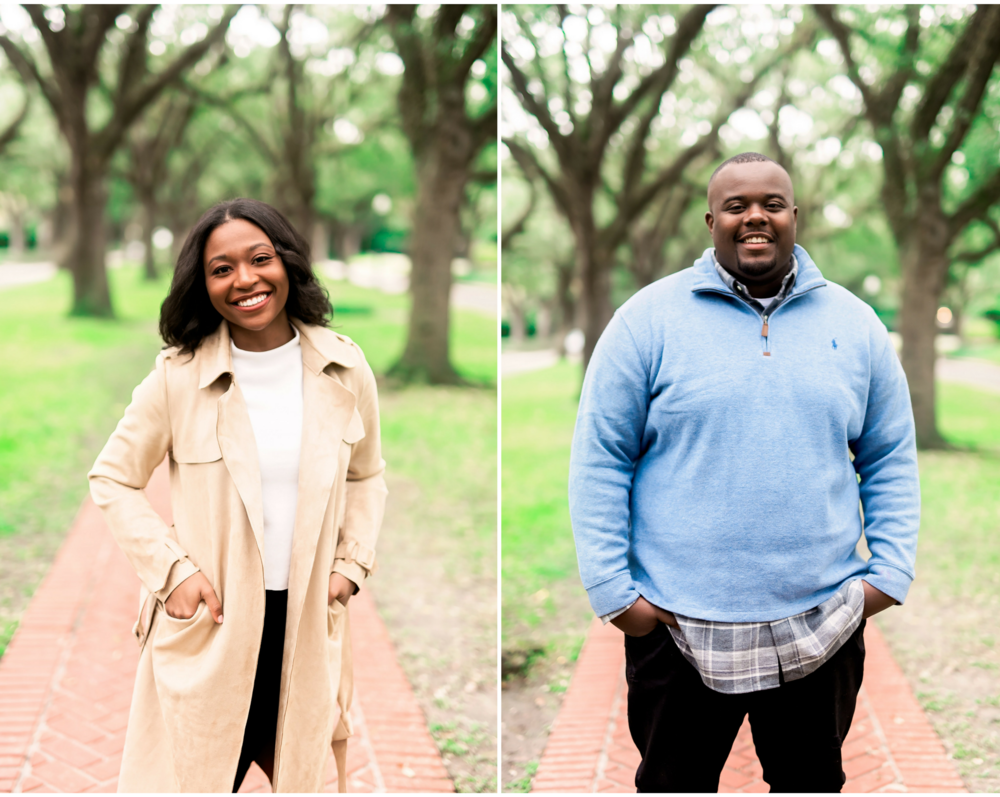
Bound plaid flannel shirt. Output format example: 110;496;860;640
602;252;866;694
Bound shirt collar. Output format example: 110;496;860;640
197;318;357;389
711;249;798;307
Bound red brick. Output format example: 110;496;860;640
843;751;886;780
380;774;453;791
38;734;102;769
844;764;898;793
29;756;98;791
84;751;123;781
718;766;752;789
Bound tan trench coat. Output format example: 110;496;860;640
89;319;387;792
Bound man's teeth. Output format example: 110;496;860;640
236;294;269;307
742;237;770;244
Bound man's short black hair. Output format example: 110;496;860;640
709;152;778;184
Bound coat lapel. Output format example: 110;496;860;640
198;323;265;562
280;322;359;717
217;381;265;559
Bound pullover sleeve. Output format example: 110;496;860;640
569;313;650;617
332;352;387;590
88;354;199;601
851;331;920;605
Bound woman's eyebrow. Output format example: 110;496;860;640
207;242;272;265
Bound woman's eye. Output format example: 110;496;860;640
253;256;270;265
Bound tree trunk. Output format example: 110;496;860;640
555;261;577;358
141;193;157;281
7;209;25;257
898;234;948;449
67;150;113;317
311;220;329;263
576;223;614;370
390;149;466;383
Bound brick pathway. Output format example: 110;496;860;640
0;462;453;793
532;619;966;793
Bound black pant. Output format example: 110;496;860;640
233;590;288;793
625;619;866;793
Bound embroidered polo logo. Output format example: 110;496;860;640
832;339;838;350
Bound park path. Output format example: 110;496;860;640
530;618;966;793
0;462;453;793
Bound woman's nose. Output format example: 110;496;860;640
233;263;258;287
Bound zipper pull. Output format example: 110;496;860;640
761;316;769;337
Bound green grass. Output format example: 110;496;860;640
951;341;1000;364
501;364;1000;664
916;382;1000;599
327;280;496;385
0;267;175;541
501;361;591;660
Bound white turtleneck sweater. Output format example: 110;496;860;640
230;326;303;591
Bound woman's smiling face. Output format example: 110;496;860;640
203;218;291;346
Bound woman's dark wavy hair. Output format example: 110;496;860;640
159;198;332;354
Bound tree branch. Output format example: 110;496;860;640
501;43;567;154
503;136;574;222
0;86;29;154
453;5;496;86
116;5;158;106
911;7;984;140
0;34;60;113
95;5;240;160
952;217;1000;263
385;5;429;155
949;167;1000;240
931;6;1000;180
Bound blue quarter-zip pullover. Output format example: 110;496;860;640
569;245;919;621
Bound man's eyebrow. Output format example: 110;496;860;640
721;192;789;203
207;242;272;266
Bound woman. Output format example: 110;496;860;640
89;198;386;792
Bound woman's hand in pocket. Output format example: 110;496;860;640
611;596;679;637
164;571;223;623
329;573;357;607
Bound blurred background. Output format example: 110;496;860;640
499;4;1000;792
0;4;497;791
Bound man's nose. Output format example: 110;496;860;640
744;203;768;224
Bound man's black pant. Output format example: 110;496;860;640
625;619;866;793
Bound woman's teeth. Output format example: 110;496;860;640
236;293;269;307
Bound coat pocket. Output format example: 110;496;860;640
170;433;223;464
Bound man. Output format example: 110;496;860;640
568;152;919;792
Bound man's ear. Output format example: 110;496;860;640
792;205;798;241
705;211;714;233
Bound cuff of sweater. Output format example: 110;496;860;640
586;572;640;618
332;560;366;594
863;562;913;605
154;559;199;604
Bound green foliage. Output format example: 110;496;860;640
501;4;999;336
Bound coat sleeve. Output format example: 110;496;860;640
569;312;649;617
88;353;199;601
332;353;387;589
851;329;920;605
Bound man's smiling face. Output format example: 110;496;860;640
705;161;798;286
